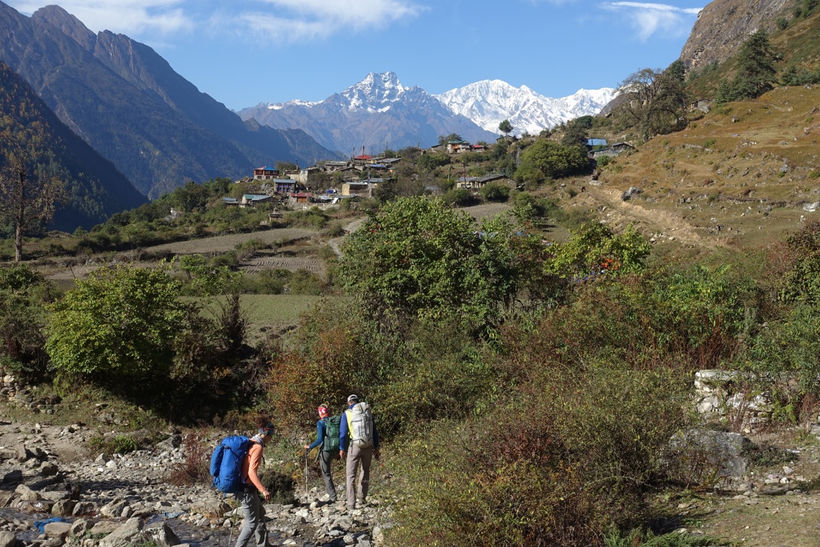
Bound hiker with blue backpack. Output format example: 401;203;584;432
303;404;341;503
210;420;275;547
338;394;379;510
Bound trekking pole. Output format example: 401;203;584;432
304;450;309;500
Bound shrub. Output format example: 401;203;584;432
264;299;383;429
480;182;511;202
387;366;690;545
0;265;53;383
167;433;211;486
443;187;479;207
742;304;820;395
46;266;195;393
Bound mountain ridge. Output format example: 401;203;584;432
238;72;498;154
0;62;146;230
435;80;615;136
0;2;338;199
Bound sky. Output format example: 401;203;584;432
6;0;704;111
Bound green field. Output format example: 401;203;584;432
192;294;330;341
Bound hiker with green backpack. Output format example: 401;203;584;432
339;394;379;510
303;404;341;503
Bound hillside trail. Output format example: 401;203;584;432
579;184;729;250
329;217;366;257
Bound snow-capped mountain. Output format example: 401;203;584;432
435;80;616;136
239;72;495;155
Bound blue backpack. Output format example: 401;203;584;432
210;435;253;493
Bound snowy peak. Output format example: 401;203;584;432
340;71;411;113
435;80;615;136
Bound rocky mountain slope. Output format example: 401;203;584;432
0;2;337;198
0;63;145;230
435;80;614;136
239;72;496;155
680;0;791;71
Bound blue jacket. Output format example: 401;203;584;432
307;418;328;451
339;403;379;451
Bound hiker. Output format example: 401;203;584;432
338;394;379;509
236;420;275;547
303;404;340;503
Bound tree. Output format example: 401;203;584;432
717;31;778;102
0;116;65;262
498;119;513;137
616;63;688;140
46;266;193;386
337;197;520;331
516;139;589;180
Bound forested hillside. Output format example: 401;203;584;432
0;62;145;231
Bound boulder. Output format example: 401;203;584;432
0;531;17;547
43;521;72;540
99;517;143;547
51;500;75;517
14;484;39;502
666;428;753;486
621;186;642;201
70;518;89;537
142;521;181;546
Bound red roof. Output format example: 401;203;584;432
353;154;372;160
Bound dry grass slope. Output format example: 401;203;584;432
587;86;819;249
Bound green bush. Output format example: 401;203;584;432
443;187;480;207
0;265;53;383
480;182;511;202
742;304;820;394
46;266;194;389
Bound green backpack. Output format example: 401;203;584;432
322;415;341;452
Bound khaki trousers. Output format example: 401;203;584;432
345;442;373;508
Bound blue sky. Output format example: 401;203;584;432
7;0;703;111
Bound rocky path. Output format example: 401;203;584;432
0;420;389;546
579;183;729;249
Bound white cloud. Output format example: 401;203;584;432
7;1;191;35
240;0;425;40
603;2;702;41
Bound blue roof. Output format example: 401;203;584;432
257;165;278;171
274;178;297;184
243;194;270;200
587;138;607;146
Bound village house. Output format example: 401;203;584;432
323;161;353;173
456;173;511;190
240;194;272;207
253;166;279;180
274;178;298;194
342;181;374;197
592;142;635;160
446;139;471;154
284;167;321;186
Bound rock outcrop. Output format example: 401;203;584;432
680;0;790;72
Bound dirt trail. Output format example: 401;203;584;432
580;185;728;249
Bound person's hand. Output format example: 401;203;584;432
339;450;345;460
303;444;309;450
262;490;271;502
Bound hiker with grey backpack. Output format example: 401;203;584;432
338;394;379;510
303;404;341;503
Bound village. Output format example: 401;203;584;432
225;136;632;212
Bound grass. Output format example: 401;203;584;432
191;294;330;342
